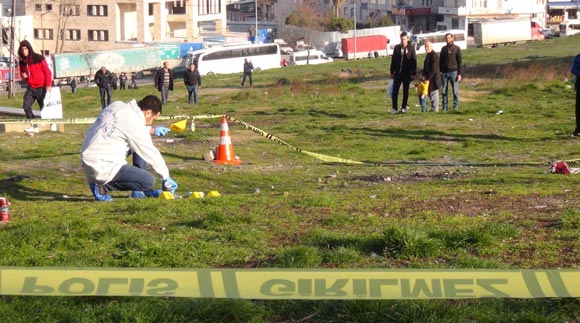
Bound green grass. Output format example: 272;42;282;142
0;36;580;322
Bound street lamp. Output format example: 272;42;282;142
255;0;258;43
8;5;15;98
354;0;357;60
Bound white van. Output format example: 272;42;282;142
559;20;580;37
288;50;333;66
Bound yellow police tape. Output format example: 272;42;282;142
1;267;579;299
1;114;368;165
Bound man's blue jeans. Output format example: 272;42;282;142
102;165;155;192
187;85;199;104
441;71;459;110
161;85;169;104
99;85;112;109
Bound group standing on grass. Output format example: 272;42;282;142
389;31;462;114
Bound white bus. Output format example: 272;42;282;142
559;20;580;37
184;43;281;75
409;30;467;54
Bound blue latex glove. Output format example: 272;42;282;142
162;177;178;193
154;126;170;137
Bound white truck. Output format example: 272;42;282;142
472;18;544;47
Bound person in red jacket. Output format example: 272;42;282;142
17;40;52;133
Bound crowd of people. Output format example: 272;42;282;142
389;31;462;114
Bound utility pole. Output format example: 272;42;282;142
255;0;258;43
354;0;357;60
8;0;15;98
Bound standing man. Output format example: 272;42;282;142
439;32;463;111
119;72;128;90
241;58;254;87
17;40;52;133
111;73;118;90
389;32;416;114
94;66;113;109
423;40;442;112
184;63;202;104
155;61;174;104
70;77;77;94
81;95;178;202
571;54;580;136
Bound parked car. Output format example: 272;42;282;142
0;56;17;68
288;50;333;66
542;28;553;39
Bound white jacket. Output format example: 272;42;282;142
81;99;170;184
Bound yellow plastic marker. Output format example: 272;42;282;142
169;119;187;133
159;191;175;199
206;191;221;197
189;192;205;199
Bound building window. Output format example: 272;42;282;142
35;4;42;11
88;30;109;41
452;18;459;29
34;28;54;40
171;0;186;14
87;5;108;16
46;4;53;11
61;5;80;16
64;29;81;41
149;3;154;16
351;8;354;17
197;0;222;15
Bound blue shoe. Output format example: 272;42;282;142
130;191;146;199
131;189;162;198
144;189;163;198
89;183;113;202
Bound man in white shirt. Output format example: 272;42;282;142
81;95;178;201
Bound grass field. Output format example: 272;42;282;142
0;36;580;322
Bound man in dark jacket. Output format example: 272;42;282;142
389;32;417;114
184;63;202;104
423;40;442;112
241;58;254;87
94;66;113;109
571;54;580;136
439;33;462;111
155;61;174;104
17;40;52;133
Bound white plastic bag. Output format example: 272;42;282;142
386;79;393;99
41;87;63;119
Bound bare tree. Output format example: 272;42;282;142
53;0;81;53
294;0;324;64
332;0;346;18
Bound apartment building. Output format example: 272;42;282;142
273;0;391;26
1;0;227;54
437;0;547;30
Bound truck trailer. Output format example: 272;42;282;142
48;46;160;85
340;35;389;60
472;18;544;47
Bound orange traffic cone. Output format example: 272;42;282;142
213;116;242;165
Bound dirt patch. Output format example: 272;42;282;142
402;192;575;218
350;171;461;183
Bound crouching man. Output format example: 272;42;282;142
81;95;178;201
